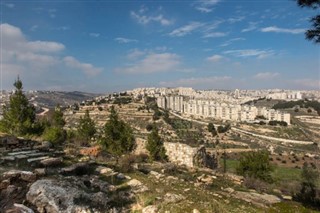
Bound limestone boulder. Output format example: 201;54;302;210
142;205;157;213
40;157;62;167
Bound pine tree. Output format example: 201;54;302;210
146;125;167;161
77;110;96;143
42;104;66;144
100;106;135;156
1;76;36;135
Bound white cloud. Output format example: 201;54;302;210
63;56;102;76
242;22;258;32
253;72;280;80
115;53;180;74
115;37;138;43
127;49;146;60
224;49;274;59
203;32;227;38
169;22;204;37
130;7;173;26
260;26;305;34
194;0;220;13
227;16;245;23
1;23;102;83
26;41;65;52
220;38;245;47
89;33;100;38
206;54;223;62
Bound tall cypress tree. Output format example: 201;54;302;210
146;125;167;161
1;76;35;135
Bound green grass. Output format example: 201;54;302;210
272;166;302;183
268;201;320;213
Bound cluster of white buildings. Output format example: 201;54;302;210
157;95;291;125
266;91;302;100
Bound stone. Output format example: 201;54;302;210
193;209;200;213
126;179;148;193
13;203;35;213
34;168;46;176
224;187;235;194
116;173;126;180
0;180;10;189
20;171;37;182
142;205;157;213
40;157;62;167
26;179;108;213
149;171;164;179
197;174;213;184
163;193;185;203
282;195;292;200
96;166;114;175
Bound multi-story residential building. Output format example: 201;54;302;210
157;95;291;125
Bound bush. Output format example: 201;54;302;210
243;177;269;193
236;150;273;183
146;124;153;132
42;127;66;145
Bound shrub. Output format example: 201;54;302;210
236;150;273;183
243;177;269;193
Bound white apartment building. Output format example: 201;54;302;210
157;95;291;125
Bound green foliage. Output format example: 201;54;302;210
269;120;288;126
273;100;320;115
42;126;67;144
113;97;132;105
1;76;36;136
146;126;167;161
77;110;96;143
100;106;135;156
208;123;217;136
297;0;320;43
236;150;273;183
295;162;320;208
41;105;66;144
217;124;230;133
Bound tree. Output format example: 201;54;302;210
1;76;36;135
208;123;217;136
42;105;66;145
100;106;135;156
297;0;320;43
77;110;96;144
295;162;320;207
146;125;167;161
236;150;273;182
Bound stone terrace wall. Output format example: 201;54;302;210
163;142;198;168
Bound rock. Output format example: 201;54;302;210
282;195;292;200
0;180;10;189
42;141;52;149
26;179;108;213
13;203;35;213
224;187;235;194
2;170;36;182
96;166;114;175
20;172;37;182
116;173;126;180
34;168;46;176
40;157;62;167
232;191;281;207
149;171;164;179
126;179;148;193
60;162;94;176
193;209;200;213
142;205;157;213
163;193;185;203
197;174;213;184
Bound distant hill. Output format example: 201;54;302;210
26;91;101;108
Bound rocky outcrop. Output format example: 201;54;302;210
60;162;95;176
26;178;109;213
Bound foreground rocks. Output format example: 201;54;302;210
27;178;109;213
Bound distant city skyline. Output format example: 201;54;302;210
1;0;319;92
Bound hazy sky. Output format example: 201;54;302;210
1;0;319;93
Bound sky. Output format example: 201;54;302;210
0;0;319;93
